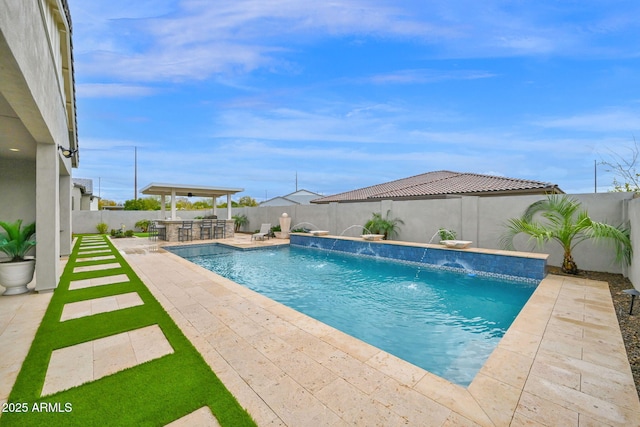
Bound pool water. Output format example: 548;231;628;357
168;244;537;386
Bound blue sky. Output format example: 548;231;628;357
69;0;640;203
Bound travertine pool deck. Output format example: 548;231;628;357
111;235;640;426
2;235;639;425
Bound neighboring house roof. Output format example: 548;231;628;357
260;189;324;206
73;178;94;195
311;171;564;204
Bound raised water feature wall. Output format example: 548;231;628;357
290;234;547;281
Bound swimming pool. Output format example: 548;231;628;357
167;243;537;386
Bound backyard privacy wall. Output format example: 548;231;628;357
73;192;637;279
627;197;640;287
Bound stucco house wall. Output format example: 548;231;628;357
0;0;77;291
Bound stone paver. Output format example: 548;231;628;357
60;292;144;321
165;407;220;426
41;325;173;396
69;273;129;290
0;279;53;407
73;262;121;274
75;255;116;263
77;249;112;255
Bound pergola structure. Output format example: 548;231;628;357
140;183;244;220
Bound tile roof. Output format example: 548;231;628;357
311;170;563;203
73;178;94;195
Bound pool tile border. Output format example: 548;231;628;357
290;234;548;281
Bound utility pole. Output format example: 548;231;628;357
134;146;138;200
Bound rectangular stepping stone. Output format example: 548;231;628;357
78;249;112;255
60;292;144;321
41;341;94;396
76;255;116;263
42;325;173;396
165;407;220;426
73;263;121;274
78;245;111;252
69;274;130;290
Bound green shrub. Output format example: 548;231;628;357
125;230;134;237
438;228;456;241
96;222;108;234
110;229;125;238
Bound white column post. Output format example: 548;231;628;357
160;195;166;218
171;189;177;220
226;193;232;219
213;197;217;217
35;143;60;292
59;174;72;256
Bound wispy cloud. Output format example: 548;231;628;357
77;83;157;98
68;0;640;201
70;0;640;83
534;108;640;132
366;69;497;85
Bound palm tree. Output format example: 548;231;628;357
499;195;632;274
232;214;249;232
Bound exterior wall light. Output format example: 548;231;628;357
58;145;77;158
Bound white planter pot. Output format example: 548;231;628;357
0;259;35;295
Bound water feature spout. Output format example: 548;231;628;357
339;225;372;236
428;231;441;244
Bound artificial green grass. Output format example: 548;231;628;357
1;235;255;427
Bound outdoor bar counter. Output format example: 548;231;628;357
156;219;235;242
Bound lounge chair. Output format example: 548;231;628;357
252;223;271;241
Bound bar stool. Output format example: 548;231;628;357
200;219;213;239
178;221;193;242
157;224;166;241
214;219;226;239
148;221;158;241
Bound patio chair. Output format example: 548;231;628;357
252;223;271;241
178;221;193;242
200;219;213;239
214;219;226;239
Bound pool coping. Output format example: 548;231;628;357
115;236;640;426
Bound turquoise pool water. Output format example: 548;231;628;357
168;244;537;385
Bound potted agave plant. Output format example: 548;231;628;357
0;220;36;295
